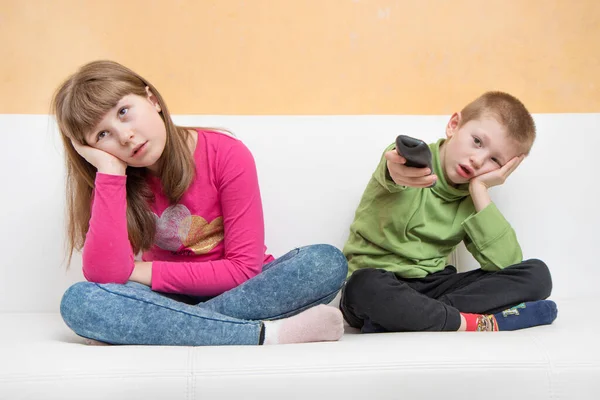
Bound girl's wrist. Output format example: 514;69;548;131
130;261;152;286
98;162;126;176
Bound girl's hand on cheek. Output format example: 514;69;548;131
71;139;127;175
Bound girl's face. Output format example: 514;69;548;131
84;87;167;173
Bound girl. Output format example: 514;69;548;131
53;60;347;346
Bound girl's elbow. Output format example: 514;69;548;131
82;263;131;285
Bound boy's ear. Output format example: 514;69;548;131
145;86;162;112
446;112;461;138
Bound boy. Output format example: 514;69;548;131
341;91;557;332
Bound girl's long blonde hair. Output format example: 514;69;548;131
52;60;196;265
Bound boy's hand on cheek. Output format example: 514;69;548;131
385;150;437;188
470;155;525;190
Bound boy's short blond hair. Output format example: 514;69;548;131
460;91;536;154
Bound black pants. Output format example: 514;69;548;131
340;259;552;332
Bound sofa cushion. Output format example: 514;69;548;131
0;298;596;400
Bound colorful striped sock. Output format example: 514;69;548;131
461;300;558;332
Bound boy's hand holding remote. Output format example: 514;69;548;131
384;135;437;188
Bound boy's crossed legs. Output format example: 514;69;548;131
340;259;557;332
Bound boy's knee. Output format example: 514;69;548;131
524;258;553;299
340;269;386;327
344;268;388;305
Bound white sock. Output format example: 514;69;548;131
263;304;344;345
84;338;110;346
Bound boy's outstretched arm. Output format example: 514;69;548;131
384;149;437;188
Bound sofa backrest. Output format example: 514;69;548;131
1;114;597;312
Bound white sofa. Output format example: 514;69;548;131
1;114;599;399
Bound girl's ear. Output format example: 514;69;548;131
145;86;161;112
445;112;461;139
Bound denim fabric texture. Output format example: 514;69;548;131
60;244;348;345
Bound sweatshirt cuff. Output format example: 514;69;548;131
462;202;511;249
375;144;408;193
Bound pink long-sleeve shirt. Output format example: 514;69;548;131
82;129;274;296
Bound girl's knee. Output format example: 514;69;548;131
300;244;348;287
320;244;348;281
60;282;99;332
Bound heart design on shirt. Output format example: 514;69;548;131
154;204;190;251
179;215;224;254
154;204;224;254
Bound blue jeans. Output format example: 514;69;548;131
60;244;348;346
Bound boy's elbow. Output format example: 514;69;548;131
480;263;504;272
481;256;522;272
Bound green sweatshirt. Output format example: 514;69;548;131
343;139;523;278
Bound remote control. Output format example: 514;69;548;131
395;135;433;170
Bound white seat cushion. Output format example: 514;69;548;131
0;298;597;400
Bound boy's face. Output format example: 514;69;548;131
441;113;523;185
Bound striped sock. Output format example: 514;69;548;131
461;300;558;332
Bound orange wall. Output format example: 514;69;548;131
1;0;599;114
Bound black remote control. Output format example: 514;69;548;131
395;135;433;170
